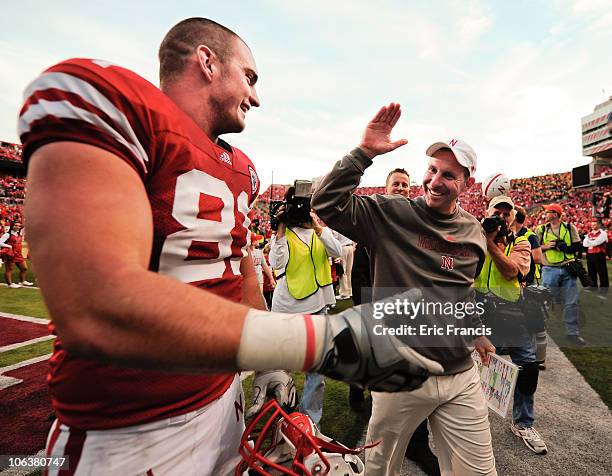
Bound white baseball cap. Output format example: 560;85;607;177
488;195;515;209
426;138;477;177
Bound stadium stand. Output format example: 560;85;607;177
0;141;23;163
0;142;25;227
0;138;610;235
256;173;612;237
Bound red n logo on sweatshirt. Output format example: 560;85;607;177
441;255;454;270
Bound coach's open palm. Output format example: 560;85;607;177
358;103;408;159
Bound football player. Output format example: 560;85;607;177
20;18;441;475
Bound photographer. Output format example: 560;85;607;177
536;204;586;346
269;185;342;425
475;195;547;455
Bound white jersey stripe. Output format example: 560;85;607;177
19;99;147;173
46;423;70;476
19;71;149;171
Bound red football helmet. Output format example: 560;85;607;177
236;399;369;475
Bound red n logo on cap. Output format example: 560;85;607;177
449;139;458;147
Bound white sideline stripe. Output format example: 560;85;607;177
0;375;23;390
0;353;52;374
0;312;49;324
0;335;54;353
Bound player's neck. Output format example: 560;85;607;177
163;82;218;143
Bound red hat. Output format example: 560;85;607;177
543;204;563;215
250;232;264;243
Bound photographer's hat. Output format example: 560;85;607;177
543;203;563;215
489;195;514;209
426;138;477;177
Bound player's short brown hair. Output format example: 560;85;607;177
385;168;410;185
158;18;243;86
514;205;527;224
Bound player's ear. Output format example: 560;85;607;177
196;45;215;82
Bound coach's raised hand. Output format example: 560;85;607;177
358;103;409;159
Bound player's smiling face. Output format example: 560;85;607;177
422;149;472;214
212;38;260;135
386;172;410;197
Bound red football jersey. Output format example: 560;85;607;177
18;58;260;430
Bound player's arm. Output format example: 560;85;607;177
240;252;267;310
26;141;249;372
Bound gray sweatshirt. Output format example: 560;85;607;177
311;148;487;374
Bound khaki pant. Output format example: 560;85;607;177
365;364;496;476
338;244;354;297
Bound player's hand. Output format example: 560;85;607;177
358;103;408;159
246;370;297;419
314;289;444;392
473;336;495;366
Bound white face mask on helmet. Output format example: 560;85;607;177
237;399;371;475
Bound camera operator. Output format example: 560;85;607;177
475;196;547;455
269;185;342;426
536;204;586;346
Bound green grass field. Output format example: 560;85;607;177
544;260;612;408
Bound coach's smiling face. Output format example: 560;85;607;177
422;149;474;215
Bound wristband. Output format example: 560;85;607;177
237;309;326;371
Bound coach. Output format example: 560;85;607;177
312;103;496;476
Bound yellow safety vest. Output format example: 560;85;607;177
283;228;333;300
537;223;574;265
475;235;529;302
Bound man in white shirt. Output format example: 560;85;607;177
269;190;342;425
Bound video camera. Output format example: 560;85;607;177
270;180;314;230
481;214;508;242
